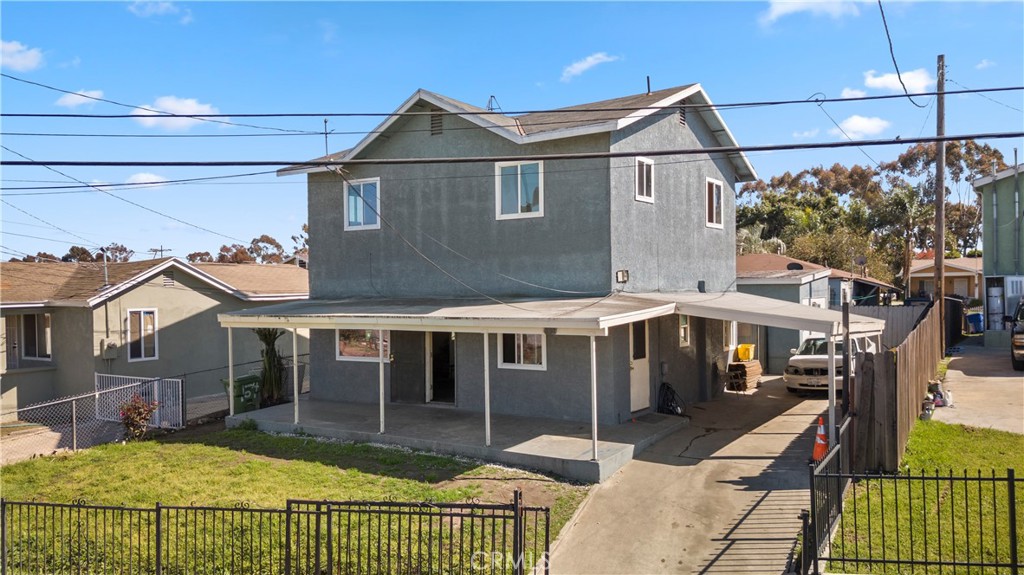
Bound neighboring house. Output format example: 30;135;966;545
283;250;308;269
220;85;883;435
907;257;984;301
827;269;897;307
1;258;309;415
735;254;831;374
973;163;1024;337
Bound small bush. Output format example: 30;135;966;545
120;394;158;441
235;418;259;431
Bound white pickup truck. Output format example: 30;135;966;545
783;337;875;393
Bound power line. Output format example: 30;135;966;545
0;198;101;246
876;0;929;109
0;73;319;134
4;131;1021;168
1;169;279;192
947;77;1023;113
808;92;882;169
1;145;247;243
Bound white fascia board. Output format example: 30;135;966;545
87;259;239;308
241;293;310;302
736;276;806;285
972;163;1023;187
595;302;678;329
0;302;48;310
217;312;608;335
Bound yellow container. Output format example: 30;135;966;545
736;343;756;361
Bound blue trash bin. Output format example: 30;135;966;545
966;312;984;334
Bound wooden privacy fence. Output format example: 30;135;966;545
852;302;942;472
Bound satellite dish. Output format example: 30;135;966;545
854;255;868;266
786;262;804;270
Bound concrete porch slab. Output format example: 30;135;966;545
226;397;688;482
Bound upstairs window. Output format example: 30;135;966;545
706;178;723;228
496;161;543;220
128;309;158;361
635;157;653;203
22;313;52;360
499;333;546;370
345;178;381;231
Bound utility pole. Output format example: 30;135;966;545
934;54;946;354
148;245;172;258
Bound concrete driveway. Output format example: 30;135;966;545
932;337;1024;434
552;377;826;574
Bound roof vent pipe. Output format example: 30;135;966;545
646;76;651;96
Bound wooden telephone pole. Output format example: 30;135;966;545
934;54;946;354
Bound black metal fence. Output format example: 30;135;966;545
801;425;1023;575
0;491;549;575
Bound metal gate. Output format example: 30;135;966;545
95;373;185;429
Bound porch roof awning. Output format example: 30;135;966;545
218;290;885;338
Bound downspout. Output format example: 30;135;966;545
993;161;999;273
1014;150;1020;275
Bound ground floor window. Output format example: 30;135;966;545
337;329;390;362
678;315;690;348
499;333;545;370
21;313;52;360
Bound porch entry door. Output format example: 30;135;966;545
5;315;18;370
629;320;650;412
390;331;426;403
426;332;456;403
953;278;968;298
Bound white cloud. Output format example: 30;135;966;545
793;128;820;139
829;115;891;140
59;56;81;69
760;1;860;26
1;40;44;71
125;173;168;188
128;1;192;24
561;52;620;83
318;20;337;44
975;59;995;70
864;68;935;93
131;96;221;130
55;89;104;108
840;87;866;99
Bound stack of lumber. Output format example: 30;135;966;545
726;360;763;391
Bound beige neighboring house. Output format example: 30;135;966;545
907;257;984;300
1;258;308;416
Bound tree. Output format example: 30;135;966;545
101;243;134;262
880;140;1007;202
291;223;309;253
736;224;786;255
61;246;96;262
15;252;59;263
186;251;214;263
247;234;285;264
946;202;982;254
216;244;255;264
871;184;934;290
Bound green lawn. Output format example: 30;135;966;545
828;421;1024;574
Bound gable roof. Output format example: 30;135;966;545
1;258;308;308
736;253;830;283
972;163;1023;187
279;85;757;182
908;257;983;275
829;268;897;291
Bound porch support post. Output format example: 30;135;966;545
483;331;491;447
227;327;234;417
590;335;598;461
378;329;385;434
827;335;837;445
291;328;299;425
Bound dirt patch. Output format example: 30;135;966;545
153;420;225;442
440;465;586;510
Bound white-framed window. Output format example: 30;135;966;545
498;333;546;370
635;157;654;203
21;313;52;360
678;314;690;348
345;178;381;231
705;177;724;228
337;329;390;362
127;309;158;362
723;320;735;352
495;161;543;220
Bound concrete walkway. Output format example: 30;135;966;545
552;378;826;574
932;337;1024;434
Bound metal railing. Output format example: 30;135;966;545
808;415;853;562
95;374;184;429
0;490;550;575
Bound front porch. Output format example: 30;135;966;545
227;396;688;483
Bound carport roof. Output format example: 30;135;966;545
219;291;884;337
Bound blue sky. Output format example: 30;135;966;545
2;1;1022;261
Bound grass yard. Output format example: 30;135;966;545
828;421;1024;574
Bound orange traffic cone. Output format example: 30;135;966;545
812;416;828;461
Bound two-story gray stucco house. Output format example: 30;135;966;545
220;85;883;478
973;163;1024;347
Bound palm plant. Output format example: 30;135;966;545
253;328;285;406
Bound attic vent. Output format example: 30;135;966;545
786;262;804;271
678;107;686;127
430;108;443;136
298;259;308;270
162;271;175;287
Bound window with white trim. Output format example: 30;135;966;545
705;178;723;228
337;329;390;362
127;309;158;361
345;178;381;231
678;315;690;348
498;333;546;370
723;320;735;352
21;313;52;360
495;161;543;219
635;157;653;202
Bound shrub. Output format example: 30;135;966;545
120;394;158;441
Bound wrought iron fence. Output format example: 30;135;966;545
0;490;550;575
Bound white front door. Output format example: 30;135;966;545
953;278;968;298
629;321;650;412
